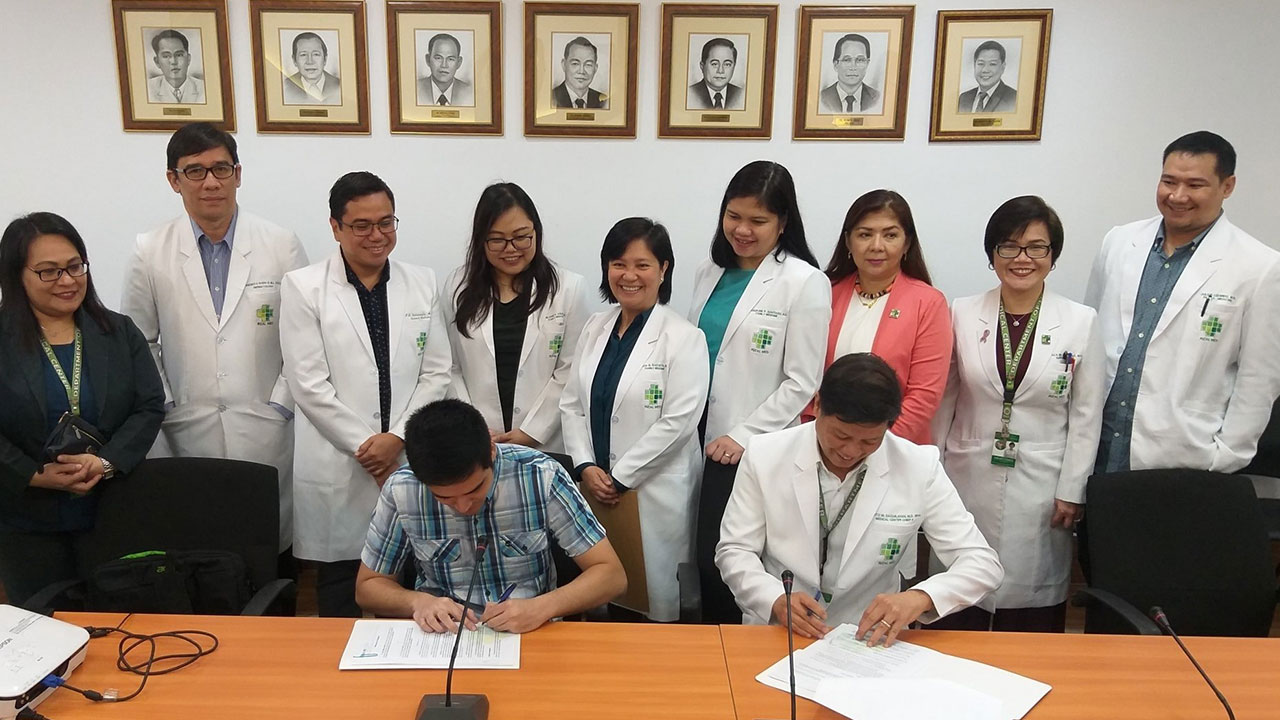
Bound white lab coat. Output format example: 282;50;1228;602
121;211;308;551
1084;214;1280;472
281;253;452;562
716;424;1002;627
686;253;831;444
441;265;588;451
560;304;710;621
932;289;1105;609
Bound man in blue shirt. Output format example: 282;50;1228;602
1086;131;1280;475
356;399;626;633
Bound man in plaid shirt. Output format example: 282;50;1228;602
355;399;626;633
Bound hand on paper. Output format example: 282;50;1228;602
411;593;477;634
581;466;620;506
857;589;933;647
705;436;744;465
1049;499;1083;529
480;597;550;634
772;591;831;639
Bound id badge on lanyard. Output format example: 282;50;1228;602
991;296;1040;469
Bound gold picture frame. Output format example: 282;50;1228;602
524;2;640;138
929;8;1052;142
659;3;778;140
793;5;914;141
388;1;502;135
111;0;235;132
249;0;371;134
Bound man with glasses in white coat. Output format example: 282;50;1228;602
281;171;452;617
123;122;308;577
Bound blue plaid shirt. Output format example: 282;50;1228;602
361;444;606;607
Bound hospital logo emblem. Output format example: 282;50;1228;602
549;333;563;356
416;332;428;354
751;329;774;353
644;383;664;408
255;304;274;325
1050;374;1069;398
1201;316;1222;340
878;538;901;564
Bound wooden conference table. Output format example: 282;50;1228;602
41;613;1280;719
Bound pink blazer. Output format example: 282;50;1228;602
822;274;953;444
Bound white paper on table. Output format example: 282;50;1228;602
756;624;1049;720
814;678;1002;720
338;619;520;670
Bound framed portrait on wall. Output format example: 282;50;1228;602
111;0;235;132
249;0;370;134
659;3;778;139
929;8;1052;142
524;2;639;138
387;1;502;135
793;5;914;140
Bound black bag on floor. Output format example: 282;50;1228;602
87;550;254;614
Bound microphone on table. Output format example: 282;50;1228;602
782;570;798;720
1148;606;1235;720
418;537;491;720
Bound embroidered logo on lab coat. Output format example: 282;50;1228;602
1200;315;1223;341
878;538;902;565
644;383;664;409
549;333;564;356
255;304;275;325
750;329;774;354
416;332;428;354
1049;374;1069;398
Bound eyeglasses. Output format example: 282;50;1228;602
174;163;238;181
28;261;89;282
837;56;870;67
339;216;399;237
994;243;1052;259
485;234;535;251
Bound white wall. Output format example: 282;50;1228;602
2;0;1278;314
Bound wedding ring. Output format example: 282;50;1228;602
877;619;893;630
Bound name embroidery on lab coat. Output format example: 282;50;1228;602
255;304;275;326
406;311;430;320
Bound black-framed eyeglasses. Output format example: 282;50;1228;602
174;163;238;181
339;216;399;237
994;243;1052;259
485;234;535;251
28;261;89;283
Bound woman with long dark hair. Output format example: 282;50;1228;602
443;183;587;451
820;190;952;444
0;212;164;606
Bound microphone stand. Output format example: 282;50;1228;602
757;570;798;720
1149;606;1235;720
417;538;491;720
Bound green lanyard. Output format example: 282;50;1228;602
40;327;83;416
997;294;1042;434
818;464;868;572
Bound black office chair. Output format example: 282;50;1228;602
677;459;741;624
1237;396;1280;546
27;457;295;616
543;452;608;621
1074;469;1278;636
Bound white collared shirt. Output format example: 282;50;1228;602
835;83;864;113
816;455;868;596
971;81;1002;112
302;72;327;100
428;79;455;105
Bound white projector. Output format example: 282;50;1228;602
0;605;90;720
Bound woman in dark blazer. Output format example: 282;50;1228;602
0;212;164;606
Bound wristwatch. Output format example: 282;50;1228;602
100;457;116;480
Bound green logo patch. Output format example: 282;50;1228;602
415;331;428;353
1050;374;1069;397
255;304;274;325
751;329;774;351
879;538;901;563
549;333;564;355
1201;316;1222;339
644;383;664;408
